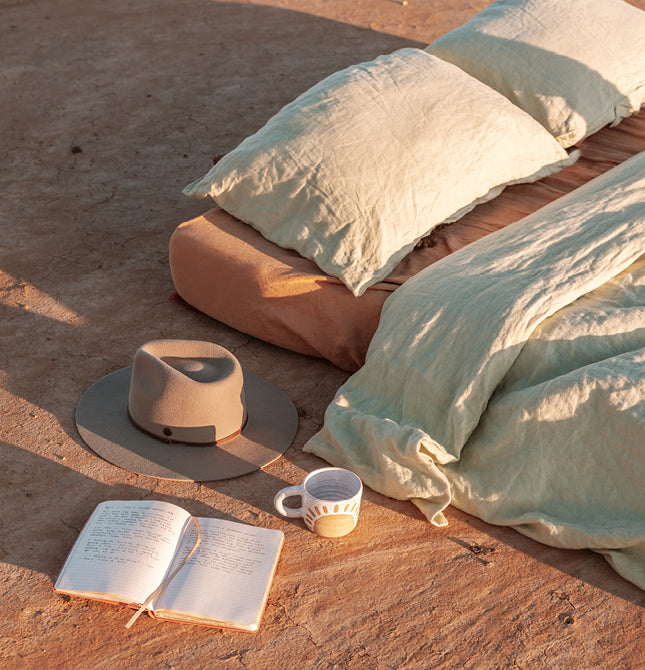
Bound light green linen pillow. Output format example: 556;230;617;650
426;0;645;148
183;48;575;297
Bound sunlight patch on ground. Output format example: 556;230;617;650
0;270;88;326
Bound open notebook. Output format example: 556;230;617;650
54;500;284;631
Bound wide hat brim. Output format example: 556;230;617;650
75;366;298;481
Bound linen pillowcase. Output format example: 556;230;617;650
183;48;575;297
426;0;645;148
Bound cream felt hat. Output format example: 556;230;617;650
75;340;298;481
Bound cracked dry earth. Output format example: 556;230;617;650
2;0;645;668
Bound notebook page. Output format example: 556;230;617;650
55;500;191;604
153;517;283;628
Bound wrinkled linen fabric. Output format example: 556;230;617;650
170;110;645;372
183;48;575;297
426;0;645;148
305;152;645;589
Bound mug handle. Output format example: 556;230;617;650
273;485;305;518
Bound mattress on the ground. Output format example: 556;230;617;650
169;109;645;371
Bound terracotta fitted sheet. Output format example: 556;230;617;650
170;108;645;371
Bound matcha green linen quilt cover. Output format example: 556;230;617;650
305;152;645;589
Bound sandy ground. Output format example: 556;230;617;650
2;0;645;668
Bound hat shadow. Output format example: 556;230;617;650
0;442;248;579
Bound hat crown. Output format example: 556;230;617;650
128;340;246;444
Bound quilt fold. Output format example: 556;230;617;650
305;152;645;588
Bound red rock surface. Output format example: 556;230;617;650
2;1;644;668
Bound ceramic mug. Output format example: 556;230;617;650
273;467;362;537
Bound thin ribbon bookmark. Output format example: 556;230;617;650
126;515;202;629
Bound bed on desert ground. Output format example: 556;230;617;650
169;0;645;591
170;0;645;372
